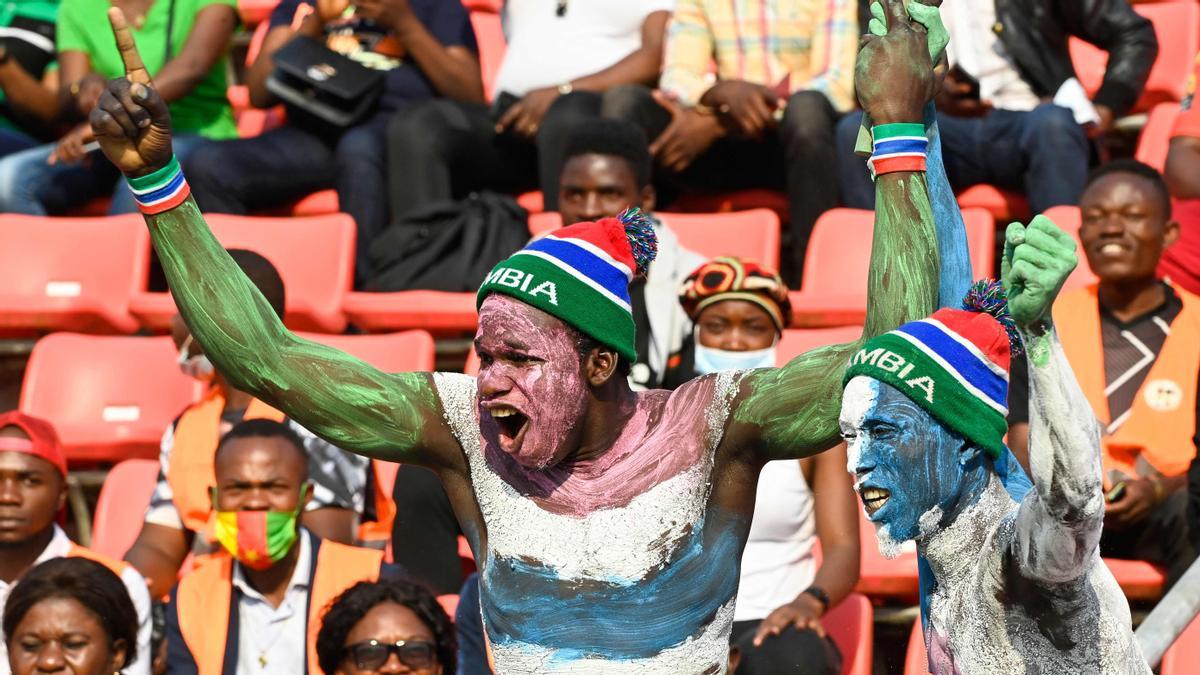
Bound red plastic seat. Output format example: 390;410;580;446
20;334;200;464
437;594;461;619
670;188;792;225
0;215;150;336
904;619;928;675
1103;557;1166;601
470;8;506;102
789;207;994;328
775;327;865;364
819;593;874;675
1041;205;1100;294
237;0;277;26
1071;2;1200;113
130;214;356;333
91;459;160;559
231;22;286;139
296;330;436;372
1158;607;1200;674
855;508;921;600
516;191;544;214
955;184;1030;223
1135;102;1181;171
344;291;482;334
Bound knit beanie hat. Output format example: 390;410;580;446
842;281;1022;458
477;208;657;363
678;256;792;333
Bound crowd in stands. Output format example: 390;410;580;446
2;0;1200;671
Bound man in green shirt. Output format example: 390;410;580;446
0;0;60;156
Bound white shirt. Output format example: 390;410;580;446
942;0;1041;112
0;526;153;675
231;531;312;675
493;0;674;97
734;460;817;622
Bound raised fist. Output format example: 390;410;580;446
854;0;937;126
88;8;173;177
1001;215;1079;329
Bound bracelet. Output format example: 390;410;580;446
801;585;830;611
868;122;927;180
127;155;190;215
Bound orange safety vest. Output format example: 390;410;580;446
1054;283;1200;479
168;386;286;534
175;539;383;675
66;543;134;578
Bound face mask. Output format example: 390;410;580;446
178;335;215;383
693;343;777;375
211;485;307;571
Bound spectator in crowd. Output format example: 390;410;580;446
3;557;139;675
602;0;858;282
0;412;151;675
164;419;386;674
1008;160;1198;588
0;0;63;158
385;0;671;219
676;257;859;674
186;0;481;285
1162;51;1200;295
316;578;455;675
0;0;237;214
838;0;1158;218
124;249;372;600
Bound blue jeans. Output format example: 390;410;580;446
837;103;1089;214
0;128;38;159
0;133;206;215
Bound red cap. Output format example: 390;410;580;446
0;411;67;477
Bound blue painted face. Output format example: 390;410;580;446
840;377;988;546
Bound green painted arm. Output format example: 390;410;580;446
146;198;444;464
732;172;940;460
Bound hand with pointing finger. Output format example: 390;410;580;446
89;8;174;177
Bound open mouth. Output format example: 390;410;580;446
860;487;891;516
1097;242;1129;257
488;405;529;452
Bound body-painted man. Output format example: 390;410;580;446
840;216;1151;673
91;2;948;671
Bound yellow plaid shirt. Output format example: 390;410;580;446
659;0;859;111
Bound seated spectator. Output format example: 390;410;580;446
0;412;151;675
124;249;372;599
602;0;858;282
316;578;455;675
837;0;1158;218
1008;160;1199;588
3;557;139;675
386;0;670;219
0;0;63;159
186;0;482;284
164;419;386;674
0;0;237;215
1162;51;1200;295
675;257;858;673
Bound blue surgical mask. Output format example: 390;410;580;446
693;343;777;374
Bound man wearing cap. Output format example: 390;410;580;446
0;411;153;675
91;1;947;670
840;216;1149;672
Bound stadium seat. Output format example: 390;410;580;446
1135;102;1181;171
20;335;200;464
904;620;928;675
91;459;159;559
1158;609;1200;674
129;214;356;333
1102;558;1165;600
437;594;461;619
1040;205;1100;293
671;188;791;225
516;191;544;214
344;291;481;334
231;22;286;138
237;0;277;27
789;208;994;327
956;184;1030;224
296;330;436;373
1071;2;1200;113
856;508;920;599
775;327;865;364
470;8;506;102
823;593;874;675
0;215;149;335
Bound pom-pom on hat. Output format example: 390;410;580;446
678;256;792;333
0;410;67;477
477;208;657;363
842;280;1018;459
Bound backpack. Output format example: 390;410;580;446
366;192;531;292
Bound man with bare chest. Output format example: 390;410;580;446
90;1;948;670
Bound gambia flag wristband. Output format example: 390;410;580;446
868;123;928;180
126;155;190;215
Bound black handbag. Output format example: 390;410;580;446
266;35;385;128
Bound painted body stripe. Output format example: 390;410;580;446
544;234;634;279
891;329;1009;414
527;237;633;299
510;249;633;312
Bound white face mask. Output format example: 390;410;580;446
693;341;777;374
177;335;215;382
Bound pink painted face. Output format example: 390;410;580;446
475;295;589;469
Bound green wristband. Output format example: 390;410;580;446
126;155;181;192
871;123;926;141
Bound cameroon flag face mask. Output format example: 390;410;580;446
211;485;307;570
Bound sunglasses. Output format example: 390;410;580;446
346;639;437;670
